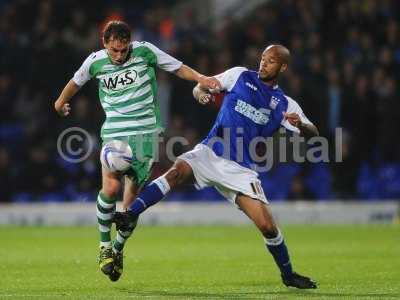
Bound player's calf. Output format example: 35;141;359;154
113;216;138;243
235;196;317;288
263;228;294;279
96;192;117;276
264;228;318;288
113;175;172;230
110;207;138;281
112;161;194;231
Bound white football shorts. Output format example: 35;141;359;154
178;144;268;205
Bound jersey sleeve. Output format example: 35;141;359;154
281;96;313;133
214;67;247;92
72;53;95;86
141;41;183;72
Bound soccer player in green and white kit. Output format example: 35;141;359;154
54;20;220;281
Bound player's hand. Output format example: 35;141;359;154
283;112;302;128
55;103;71;117
198;93;214;105
198;76;222;92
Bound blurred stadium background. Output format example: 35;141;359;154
0;0;399;223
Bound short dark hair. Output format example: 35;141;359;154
103;20;131;43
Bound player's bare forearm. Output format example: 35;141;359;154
298;123;319;138
175;64;221;90
55;79;80;107
174;64;202;82
284;112;319;139
54;79;80;116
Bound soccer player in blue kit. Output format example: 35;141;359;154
114;45;319;289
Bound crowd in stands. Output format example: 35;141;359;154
1;0;399;202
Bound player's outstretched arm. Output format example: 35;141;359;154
174;64;221;91
54;79;81;117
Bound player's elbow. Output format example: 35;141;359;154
307;125;319;137
312;125;319;137
301;124;319;139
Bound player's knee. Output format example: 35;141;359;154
101;182;120;199
165;167;181;188
258;220;279;239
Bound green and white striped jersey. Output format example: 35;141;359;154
72;41;182;139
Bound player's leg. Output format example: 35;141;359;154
113;159;195;230
113;176;139;252
236;195;317;289
108;176;140;282
235;196;290;274
97;167;122;275
121;175;140;210
131;159;195;211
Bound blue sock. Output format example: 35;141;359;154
128;176;170;216
265;230;293;279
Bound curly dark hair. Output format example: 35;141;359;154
103;20;131;43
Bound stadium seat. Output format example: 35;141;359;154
356;162;380;200
305;163;332;200
260;163;302;201
11;192;34;203
38;192;66;203
0;124;25;148
377;163;400;199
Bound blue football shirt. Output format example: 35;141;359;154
201;67;312;170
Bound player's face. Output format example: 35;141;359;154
258;49;283;81
104;38;130;65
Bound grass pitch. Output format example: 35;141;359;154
0;224;399;299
